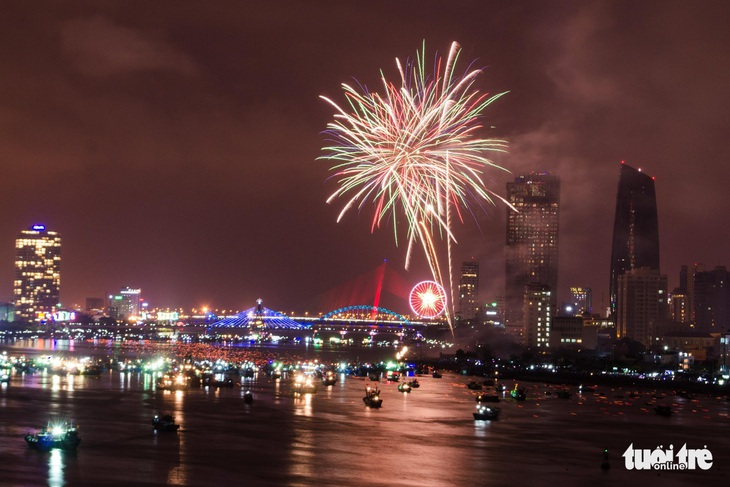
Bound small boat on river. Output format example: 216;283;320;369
321;371;337;386
555;390;572;399
510;386;526;401
654;405;673;416
25;421;81;450
152;414;180;432
292;374;318;394
476;393;500;403
473;405;500;421
467;381;483;391
156;374;190;391
363;386;383;408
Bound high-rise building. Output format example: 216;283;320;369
13;224;62;323
483;296;505;327
457;261;479;322
109;287;141;321
523;283;552;348
505;172;560;342
669;288;690;323
670;264;691;323
616;267;667;346
693;266;729;333
569;286;592;315
609;162;660;317
687;263;704;323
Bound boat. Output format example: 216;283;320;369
555;390;572;399
473;405;500;421
156;374;190;391
510;387;526;401
432;371;442;379
213;377;235;388
408;379;420;388
397;382;412;393
152;414;180;432
476;393;500;403
363;386;383;408
654;405;673;416
292;374;318;394
243;390;254;404
25;421;81;450
386;371;400;382
79;365;103;376
467;381;483;391
321;371;337;386
368;372;380;381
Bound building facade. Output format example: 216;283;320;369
609;162;660;318
13;224;61;323
505;172;560;342
568;286;592;315
523;283;552;348
693;266;729;333
483;296;505;327
617;267;668;347
550;316;584;349
109;287;142;321
457;261;479;322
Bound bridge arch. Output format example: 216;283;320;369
320;305;411;325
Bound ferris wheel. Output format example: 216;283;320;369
409;280;447;319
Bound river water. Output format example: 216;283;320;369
1;339;728;486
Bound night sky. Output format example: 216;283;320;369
2;1;729;315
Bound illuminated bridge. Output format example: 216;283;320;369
208;300;305;331
207;301;444;338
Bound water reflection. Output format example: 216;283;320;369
289;427;315;479
48;449;63;487
293;393;314;417
51;374;61;392
167;390;187;485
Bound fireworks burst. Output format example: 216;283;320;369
320;41;511;334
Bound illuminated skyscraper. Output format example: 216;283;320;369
505;173;560;342
109;287;142;321
13;224;61;322
457;261;479;322
609;163;659;317
569;286;592;315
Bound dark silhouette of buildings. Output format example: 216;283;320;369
609;163;660;317
693;266;729;333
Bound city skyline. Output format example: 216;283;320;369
1;2;729;312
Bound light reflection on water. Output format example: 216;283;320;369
2;342;730;486
167;391;187;485
294;393;314;417
48;449;63;487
